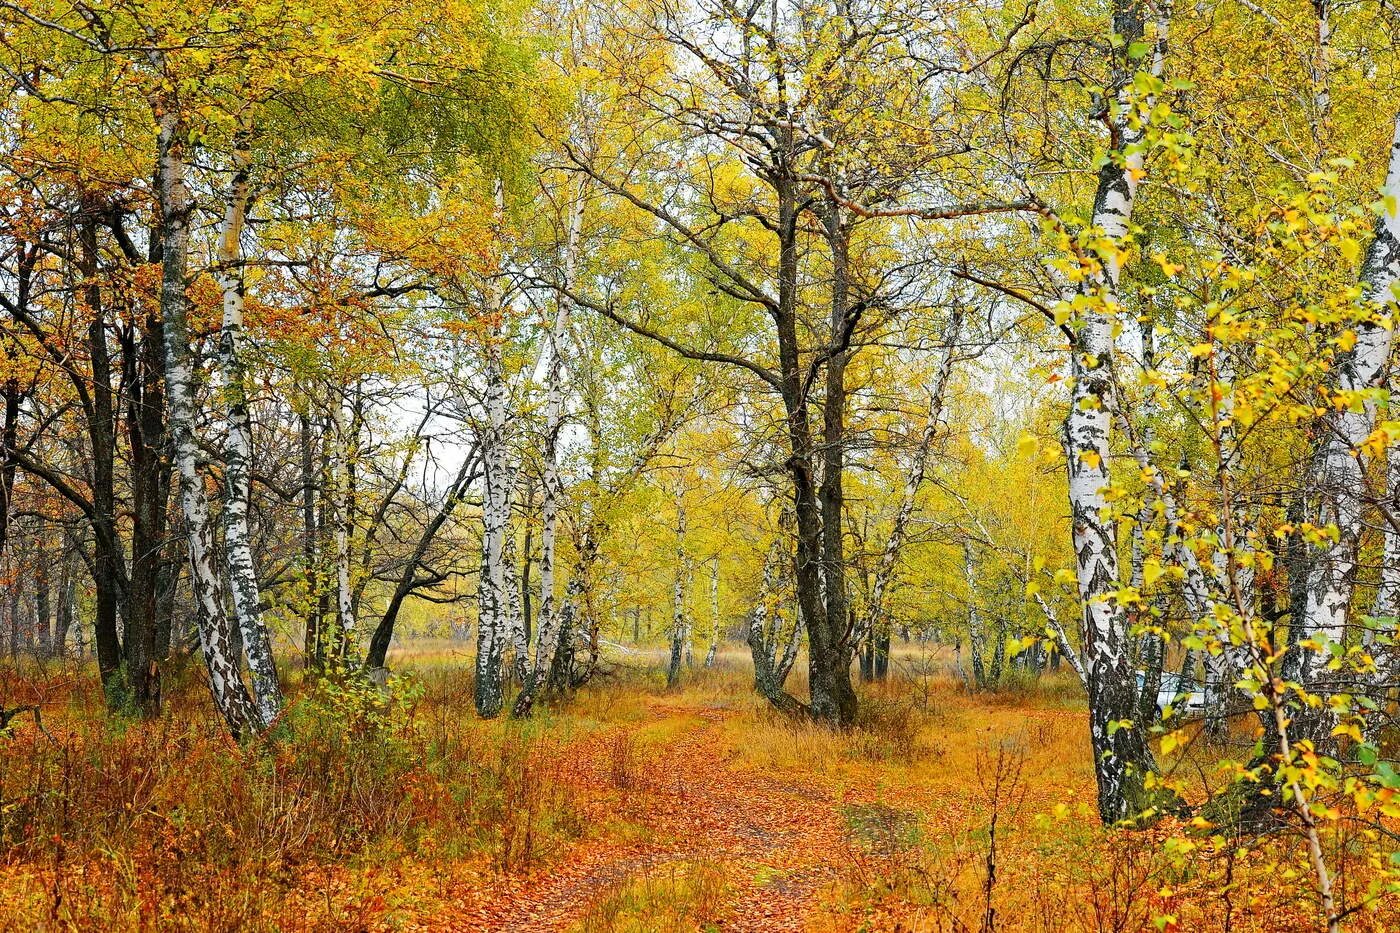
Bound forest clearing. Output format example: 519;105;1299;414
3;0;1400;928
0;645;1393;932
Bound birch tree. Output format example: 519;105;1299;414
1054;0;1173;823
1299;112;1400;699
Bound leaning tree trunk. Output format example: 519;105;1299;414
747;540;807;716
154;108;260;736
860;308;961;672
364;449;478;671
216;149;282;727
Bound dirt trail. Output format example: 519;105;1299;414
431;699;864;932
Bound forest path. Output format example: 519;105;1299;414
433;697;868;932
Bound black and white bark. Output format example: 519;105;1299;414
667;497;688;688
1060;0;1172;823
475;257;514;718
512;189;581;715
215;148;282;726
154;108;260;735
704;558;720;668
1301;113;1400;695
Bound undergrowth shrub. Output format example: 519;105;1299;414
0;667;588;930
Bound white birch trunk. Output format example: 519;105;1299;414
216;150;282;726
862;311;960;652
505;498;528;683
704;558;720;668
476;332;512;718
331;393;356;656
1062;0;1171;823
667;499;687;687
154;110;260;735
1302;114;1400;683
517;189;583;712
963;540;987;688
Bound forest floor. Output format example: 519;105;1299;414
0;646;1394;931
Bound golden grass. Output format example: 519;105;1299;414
0;642;1391;931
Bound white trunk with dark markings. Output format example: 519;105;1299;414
505;499;528;683
667;499;687;688
512;191;582;717
1302;114;1400;686
331;395;356;656
216;151;282;726
476;332;512;718
860;311;960;653
1063;0;1170;823
154;110;260;735
704;558;720;667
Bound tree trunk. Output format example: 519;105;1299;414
1301;112;1400;704
0;380;16;562
813;203;857;725
216;153;282;725
121;304;172;717
364;449;478;671
475;330;512;718
518;473;535;676
300;410;322;669
704;558;719;667
505;501;527;683
965;541;987;689
512;191;581;717
861;309;962;677
773;169;853;727
1062;0;1171;824
667;499;687;688
154;107;260;736
747;541;806;716
78;221;125;703
34;526;51;658
54;544;75;658
332;393;357;663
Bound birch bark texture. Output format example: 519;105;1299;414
512;187;583;718
1060;0;1172;823
1301;113;1400;690
215;148;283;727
475;331;513;719
154;108;261;735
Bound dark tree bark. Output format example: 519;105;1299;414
78;220;125;699
121;306;171;717
363;448;479;671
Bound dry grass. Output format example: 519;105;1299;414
572;858;728;933
0;642;1392;931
